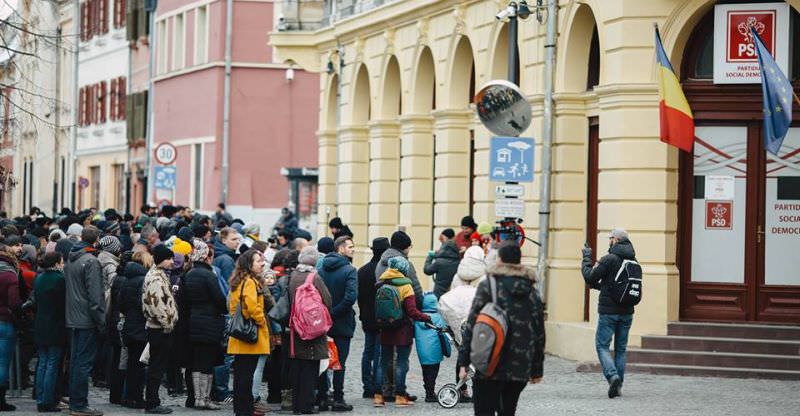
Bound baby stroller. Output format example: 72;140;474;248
422;322;474;409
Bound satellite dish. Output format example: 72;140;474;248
473;80;531;137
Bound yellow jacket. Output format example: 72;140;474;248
227;277;270;355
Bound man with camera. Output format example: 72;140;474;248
581;228;637;399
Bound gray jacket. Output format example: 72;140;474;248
64;243;106;330
375;247;423;309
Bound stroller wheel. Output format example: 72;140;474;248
437;384;460;409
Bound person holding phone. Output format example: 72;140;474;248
423;229;460;298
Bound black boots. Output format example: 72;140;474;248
0;387;16;411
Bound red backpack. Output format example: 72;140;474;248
289;271;332;357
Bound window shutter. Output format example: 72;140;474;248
126;93;134;141
137;0;148;38
100;81;107;123
118;77;127;120
126;0;137;41
101;0;108;34
80;2;88;41
109;78;117;121
78;87;85;126
89;0;97;40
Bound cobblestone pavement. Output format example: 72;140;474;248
7;327;799;415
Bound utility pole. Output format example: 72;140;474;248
144;0;157;205
70;0;80;211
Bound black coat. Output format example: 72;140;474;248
120;262;147;344
107;271;126;346
33;270;66;347
423;240;460;298
319;253;358;338
357;256;380;332
184;262;227;345
581;240;637;315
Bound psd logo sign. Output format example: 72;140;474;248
706;201;733;230
726;11;774;62
713;3;789;84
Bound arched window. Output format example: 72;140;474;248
586;26;599;89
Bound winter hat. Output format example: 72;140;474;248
104;222;121;235
497;240;521;264
441;228;455;239
55;239;73;259
388;256;410;276
295;229;313;242
370;237;390;257
298;246;320;266
177;227;194;243
328;217;344;229
67;223;83;238
460;215;478;229
242;223;261;237
189;239;209;263
390;231;412;251
99;236;122;255
470;232;482;241
155;217;171;230
152;244;174;265
464;246;485;261
45;241;57;253
476;222;494;235
191;223;210;239
172;239;192;256
2;235;21;247
49;229;67;242
317;237;335;254
609;228;629;242
231;223;244;235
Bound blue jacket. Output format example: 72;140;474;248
318;253;358;338
213;239;236;283
414;293;451;365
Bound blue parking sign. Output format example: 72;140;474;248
489;137;535;183
154;166;177;190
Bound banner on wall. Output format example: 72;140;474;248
713;2;790;84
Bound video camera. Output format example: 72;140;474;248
491;217;541;247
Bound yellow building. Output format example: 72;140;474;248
271;0;800;363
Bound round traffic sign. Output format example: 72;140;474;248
157;199;172;210
78;177;90;189
154;142;177;165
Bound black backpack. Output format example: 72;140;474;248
609;257;642;306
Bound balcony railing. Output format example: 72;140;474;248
278;0;400;31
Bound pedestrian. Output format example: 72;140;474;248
374;231;423;309
106;250;130;406
458;241;545;416
317;236;358;412
212;203;234;229
356;237;388;399
0;240;18;411
581;228;637;399
328;217;353;240
423;229;460;298
214;227;241;282
274;208;299;239
64;225;106;416
287;246;332;414
96;236;121;393
451;246;487;290
455;216;478;255
227;249;271;416
34;252;66;413
374;256;431;407
120;251;152;409
184;239;226;410
142;244;179;414
250;266;275;414
414;293;451;402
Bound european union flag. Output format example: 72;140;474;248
752;26;793;155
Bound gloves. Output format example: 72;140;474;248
581;245;592;258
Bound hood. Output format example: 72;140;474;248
124;261;148;278
98;250;119;264
323;253;351;272
487;263;538;297
379;268;410;285
68;241;95;262
457;256;486;282
437;240;460;260
0;250;18;273
21;244;37;263
214;239;235;258
609;240;636;260
421;293;439;313
379;247;406;267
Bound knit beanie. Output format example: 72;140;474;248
476;222;494;235
152;244;174;265
317;237;335;254
189;239;209;263
298;246;320;266
441;228;455;239
460;215;477;229
390;231;412;251
99;236;122;255
172;239;192;256
176;227;194;243
67;223;83;238
388;256;410;276
497;241;521;264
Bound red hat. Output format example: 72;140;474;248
470;232;482;241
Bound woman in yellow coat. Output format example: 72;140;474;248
227;249;270;416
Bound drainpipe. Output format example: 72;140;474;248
53;25;61;216
221;0;233;205
70;0;80;211
537;0;557;305
145;1;157;205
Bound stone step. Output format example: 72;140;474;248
627;349;800;371
576;362;800;380
667;322;800;341
641;335;800;356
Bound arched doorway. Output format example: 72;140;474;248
678;9;800;323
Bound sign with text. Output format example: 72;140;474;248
495;198;525;218
489;137;535;183
495;184;525;197
154;142;177;165
705;200;733;230
705;175;735;200
714;3;790;84
154;165;176;190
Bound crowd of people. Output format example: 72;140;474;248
0;204;556;416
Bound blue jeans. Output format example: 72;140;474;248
380;344;411;396
595;314;633;383
213;354;235;400
361;330;382;395
36;346;63;406
69;328;98;410
251;355;267;400
0;321;15;386
318;336;351;402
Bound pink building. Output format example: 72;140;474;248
151;0;319;231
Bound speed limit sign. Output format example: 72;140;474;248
154;142;177;165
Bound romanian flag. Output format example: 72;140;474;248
655;28;694;152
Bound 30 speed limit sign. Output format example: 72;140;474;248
154;142;177;165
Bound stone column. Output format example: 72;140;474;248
336;125;370;250
368;119;401;243
398;114;434;277
432;109;472;234
317;129;338;238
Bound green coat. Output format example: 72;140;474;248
34;269;67;347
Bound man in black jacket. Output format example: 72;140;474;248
581;228;636;399
357;237;389;399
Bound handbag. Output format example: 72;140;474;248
228;279;259;344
